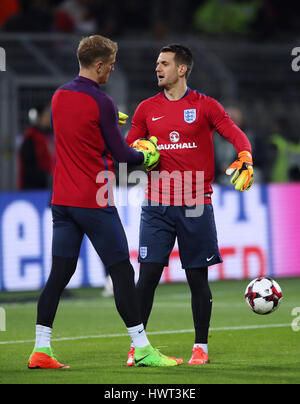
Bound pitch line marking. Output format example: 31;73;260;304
0;323;291;345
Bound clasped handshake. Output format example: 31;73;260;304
118;111;254;191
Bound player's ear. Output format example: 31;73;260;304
95;60;104;73
178;64;187;78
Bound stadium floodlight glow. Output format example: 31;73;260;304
0;47;6;72
0;307;6;331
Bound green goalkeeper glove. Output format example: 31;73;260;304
130;136;160;171
118;111;129;127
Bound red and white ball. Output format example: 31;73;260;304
245;277;282;315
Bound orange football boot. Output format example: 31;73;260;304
188;347;210;365
126;347;135;367
28;350;70;369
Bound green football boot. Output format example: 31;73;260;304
134;345;183;367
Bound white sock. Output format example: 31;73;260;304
35;325;52;349
194;343;208;354
127;324;150;348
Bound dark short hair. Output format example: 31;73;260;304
160;44;194;79
77;35;118;68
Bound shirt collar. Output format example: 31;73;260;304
76;75;100;88
163;87;191;100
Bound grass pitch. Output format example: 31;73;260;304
0;278;299;384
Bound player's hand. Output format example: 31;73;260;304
225;151;254;191
130;136;160;171
118;111;129;127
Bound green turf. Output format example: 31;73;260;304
0;278;299;384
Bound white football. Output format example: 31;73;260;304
245;277;282;315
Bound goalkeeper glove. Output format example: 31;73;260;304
118;111;129;127
130;136;160;171
225;151;254;191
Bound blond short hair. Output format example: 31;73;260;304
77;35;118;68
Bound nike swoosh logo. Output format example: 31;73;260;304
138;329;144;334
134;355;149;365
152;116;164;121
206;255;215;262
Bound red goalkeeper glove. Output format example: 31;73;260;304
226;151;254;191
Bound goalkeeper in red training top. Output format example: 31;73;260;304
127;43;254;366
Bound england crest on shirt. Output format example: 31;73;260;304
184;109;196;123
140;246;148;259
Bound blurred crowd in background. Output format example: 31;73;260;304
1;0;300;190
16;101;300;191
1;0;300;40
